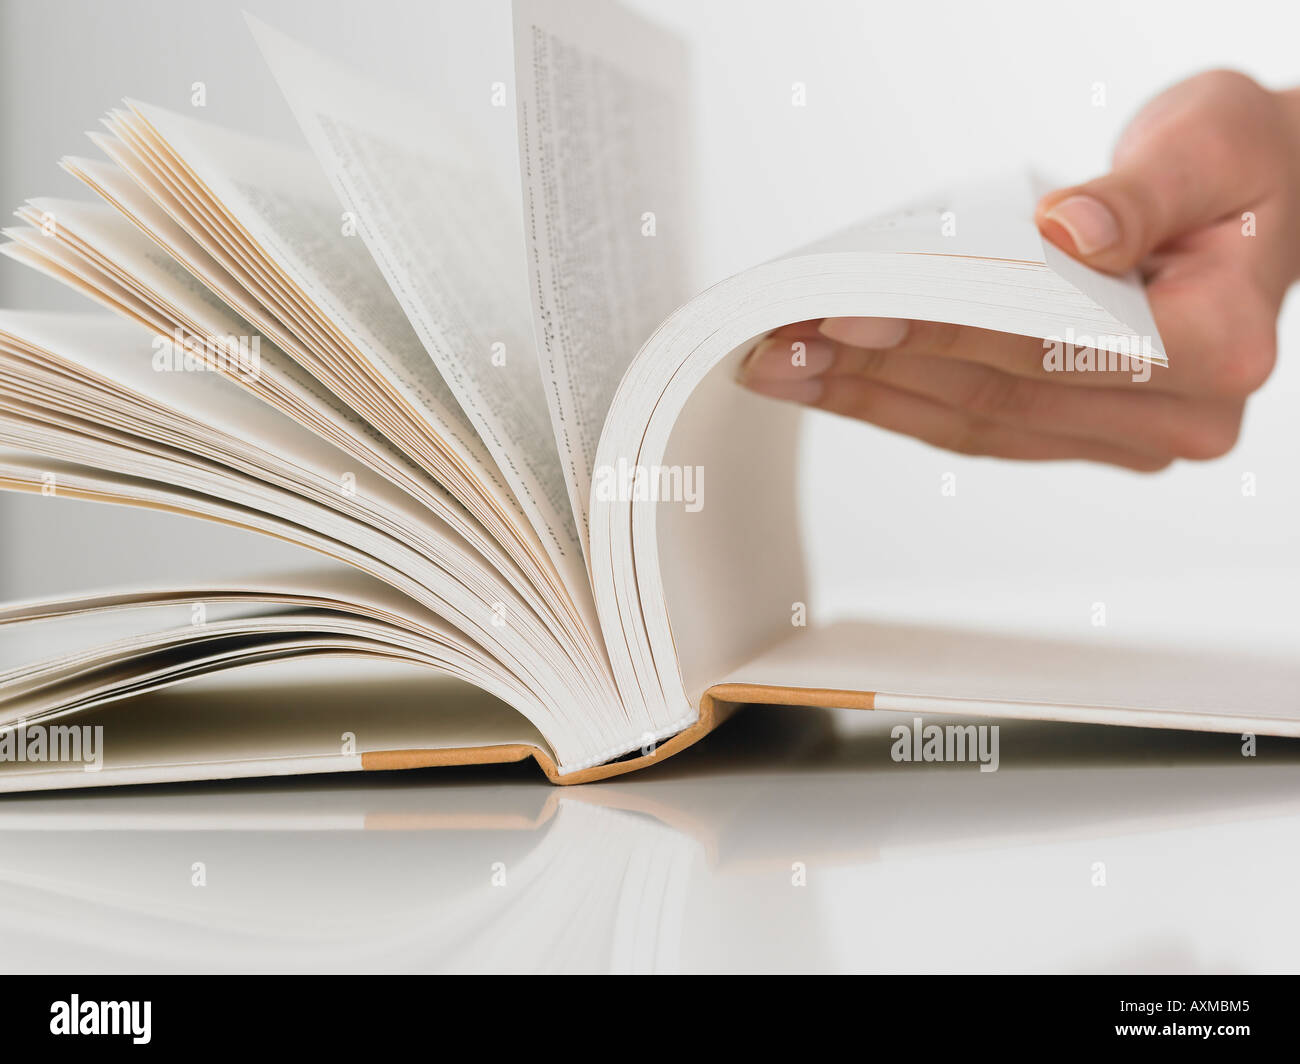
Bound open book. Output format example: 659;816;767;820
2;1;1296;792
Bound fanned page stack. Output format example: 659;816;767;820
1;1;1296;793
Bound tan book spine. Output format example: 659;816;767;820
361;684;878;785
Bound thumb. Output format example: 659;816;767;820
1034;72;1275;274
1035;167;1215;275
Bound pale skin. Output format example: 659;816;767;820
738;71;1300;472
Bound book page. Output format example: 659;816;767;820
0;311;611;752
246;16;587;589
590;170;1174;742
717;619;1300;735
811;171;1048;262
795;172;1167;363
512;0;692;544
653;347;808;703
94;102;602;611
2;197;463;523
113;105;484;463
0;660;548;793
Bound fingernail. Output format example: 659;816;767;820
1041;194;1120;255
818;316;909;348
742;375;824;405
739;336;834;381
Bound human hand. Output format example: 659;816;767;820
739;71;1300;471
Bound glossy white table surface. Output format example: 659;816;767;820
1;703;1293;974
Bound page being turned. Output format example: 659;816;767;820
512;0;693;549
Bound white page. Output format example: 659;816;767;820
0;313;603;724
590;170;1175;741
50;160;599;631
0;662;546;795
246;15;587;592
803;172;1167;364
2;198;433;487
720;619;1300;734
111;103;529;479
0;302;468;558
512;0;692;545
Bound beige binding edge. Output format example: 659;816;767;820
361;683;878;785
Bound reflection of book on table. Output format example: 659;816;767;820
2;1;1295;793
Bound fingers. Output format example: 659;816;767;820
1144;248;1279;397
810;262;1275;402
789;371;1173;472
1036;70;1287;274
814;317;1160;392
741;330;1244;463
